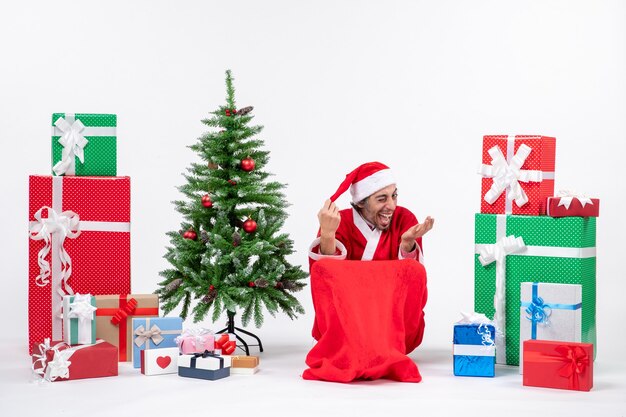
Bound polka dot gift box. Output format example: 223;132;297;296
28;175;131;354
473;213;596;366
478;135;556;216
51;113;117;176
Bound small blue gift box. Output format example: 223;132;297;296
453;323;496;377
132;317;183;368
178;352;231;381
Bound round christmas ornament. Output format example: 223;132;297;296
242;218;257;233
201;194;213;208
228;179;237;186
241;157;255;172
248;281;256;288
209;285;215;290
225;109;231;116
183;229;197;240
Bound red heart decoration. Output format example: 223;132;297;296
156;356;172;369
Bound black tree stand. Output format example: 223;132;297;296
216;310;263;356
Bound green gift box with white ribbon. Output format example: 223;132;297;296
474;213;596;366
51;113;117;176
63;294;97;345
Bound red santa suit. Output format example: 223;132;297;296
303;162;429;383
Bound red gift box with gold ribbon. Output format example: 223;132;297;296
95;294;159;361
478;135;556;215
523;339;593;391
28;176;131;354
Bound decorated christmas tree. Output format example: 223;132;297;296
157;70;307;330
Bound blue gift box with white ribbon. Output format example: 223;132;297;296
131;317;183;368
519;282;582;373
453;323;496;377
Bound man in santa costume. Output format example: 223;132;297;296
308;161;434;264
304;162;434;382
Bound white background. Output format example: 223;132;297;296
1;0;625;415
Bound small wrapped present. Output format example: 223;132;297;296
178;351;231;381
132;317;183;368
519;282;581;373
51;113;117;176
453;312;496;377
28;175;131;354
478;135;556;215
175;328;215;354
214;333;237;355
546;191;599;218
95;294;159;362
32;339;118;382
523;340;593;391
63;293;97;345
226;355;259;375
141;347;179;376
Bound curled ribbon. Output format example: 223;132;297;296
53;116;89;176
31;338;72;382
134;324;164;347
556;189;594;210
29;206;80;295
110;298;138;325
478;144;543;208
525;295;552;326
477;323;495;347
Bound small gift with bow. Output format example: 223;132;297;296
31;339;118;382
478;135;556;215
453;312;496;377
28;175;131;354
519;282;582;373
546;190;600;218
131;317;183;368
51;113;117;176
214;333;237;355
141;347;179;376
178;350;231;381
523;340;593;391
63;293;97;345
175;328;215;354
95;294;159;362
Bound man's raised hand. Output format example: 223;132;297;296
401;216;435;251
318;199;341;237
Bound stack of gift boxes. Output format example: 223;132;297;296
453;134;598;392
29;113;259;382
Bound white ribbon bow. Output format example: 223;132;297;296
67;293;97;323
557;189;594;209
29;206;80;295
52;116;89;176
31;338;73;382
479;144;543;208
134;324;164;347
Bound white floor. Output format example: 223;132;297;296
2;338;625;417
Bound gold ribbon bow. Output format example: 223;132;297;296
133;324;164;347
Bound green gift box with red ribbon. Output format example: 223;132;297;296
474;213;596;366
95;294;159;362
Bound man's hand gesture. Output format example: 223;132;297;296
401;216;434;252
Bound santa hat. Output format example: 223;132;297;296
329;162;396;203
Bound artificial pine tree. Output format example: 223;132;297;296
157;70;307;341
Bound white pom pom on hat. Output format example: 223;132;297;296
329;161;396;203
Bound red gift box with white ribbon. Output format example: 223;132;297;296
546;191;600;218
523;339;593;391
28;175;131;353
478;135;556;215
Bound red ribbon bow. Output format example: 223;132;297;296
111;298;138;325
215;334;236;355
555;345;589;390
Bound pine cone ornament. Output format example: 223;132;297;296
178;229;185;237
254;278;269;288
238;106;253;116
202;287;218;303
165;278;182;292
282;280;297;290
208;162;219;170
232;231;242;246
200;231;209;244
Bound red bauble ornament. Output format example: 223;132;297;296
240;157;255;172
201;194;213;208
248;281;256;288
228;179;237;186
233;108;238;114
225;109;231;116
275;282;284;289
209;285;214;290
242;218;257;233
183;229;197;240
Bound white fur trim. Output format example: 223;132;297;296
350;169;395;203
352;208;382;261
308;237;347;261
